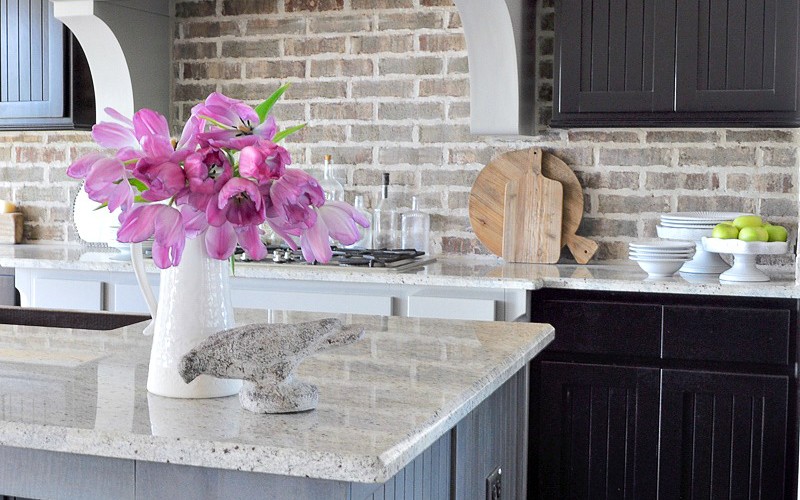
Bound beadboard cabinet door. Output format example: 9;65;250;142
555;0;676;116
675;0;799;113
659;370;789;499
534;362;660;499
0;0;64;120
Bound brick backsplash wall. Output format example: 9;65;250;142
0;0;797;267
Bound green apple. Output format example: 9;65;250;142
764;224;788;242
732;215;763;229
738;226;769;242
711;223;739;239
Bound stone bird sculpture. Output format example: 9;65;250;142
179;318;365;413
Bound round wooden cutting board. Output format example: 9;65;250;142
468;148;596;263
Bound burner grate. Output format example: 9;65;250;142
239;246;431;269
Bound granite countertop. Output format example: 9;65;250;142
0;308;553;483
1;244;798;298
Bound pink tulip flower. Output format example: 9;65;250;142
207;177;266;227
83;157;134;212
133;160;187;202
180;204;209;239
204;222;238;260
92;108;173;158
184;146;232;193
239;141;291;184
192;93;277;149
117;204;186;269
298;201;371;263
66;152;107;179
266;169;324;231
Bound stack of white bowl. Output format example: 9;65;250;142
629;240;696;277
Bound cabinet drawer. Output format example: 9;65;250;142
663;305;790;365
34;278;103;311
407;296;495;321
532;299;661;357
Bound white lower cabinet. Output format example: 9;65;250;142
33;278;103;311
407;294;496;321
15;268;529;322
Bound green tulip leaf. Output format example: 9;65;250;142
127;178;148;193
255;83;291;123
272;123;306;143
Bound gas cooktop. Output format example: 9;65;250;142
238;247;436;272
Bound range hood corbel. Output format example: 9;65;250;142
453;0;537;136
50;0;170;121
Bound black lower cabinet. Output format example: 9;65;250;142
529;290;798;500
537;362;659;499
659;370;789;499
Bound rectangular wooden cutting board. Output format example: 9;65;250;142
501;149;563;263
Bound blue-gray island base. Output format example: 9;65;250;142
0;308;553;500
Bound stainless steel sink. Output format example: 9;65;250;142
0;307;148;331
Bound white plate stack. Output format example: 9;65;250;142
656;211;750;274
659;211;744;229
629;240;696;277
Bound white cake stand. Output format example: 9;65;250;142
656;226;729;274
701;237;788;282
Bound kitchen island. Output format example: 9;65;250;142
0;308;553;500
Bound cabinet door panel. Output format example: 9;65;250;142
659;370;788;499
557;0;675;114
535;362;660;499
0;0;64;119
676;0;798;112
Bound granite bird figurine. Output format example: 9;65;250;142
179;318;365;413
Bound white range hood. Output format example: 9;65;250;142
49;0;170;121
453;0;537;135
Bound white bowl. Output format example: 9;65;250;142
630;253;694;261
629;240;695;250
632;259;687;277
630;247;695;255
655;225;730;274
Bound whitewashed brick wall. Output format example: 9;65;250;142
0;0;796;266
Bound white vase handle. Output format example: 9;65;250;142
130;242;158;336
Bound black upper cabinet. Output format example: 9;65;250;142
553;0;800;127
0;0;94;130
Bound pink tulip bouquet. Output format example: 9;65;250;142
67;85;369;269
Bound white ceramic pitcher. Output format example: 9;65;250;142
130;237;242;398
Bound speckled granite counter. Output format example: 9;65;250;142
0;308;552;485
1;244;798;298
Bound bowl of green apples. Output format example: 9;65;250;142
701;215;789;282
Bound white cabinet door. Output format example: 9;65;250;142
407;295;496;321
230;289;393;316
112;282;159;314
33;278;103;311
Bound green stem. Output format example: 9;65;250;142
230;255;236;276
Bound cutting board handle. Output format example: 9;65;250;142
530;148;543;174
565;234;599;265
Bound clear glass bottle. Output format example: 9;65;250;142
319;154;344;202
345;194;373;249
401;196;430;254
372;172;401;249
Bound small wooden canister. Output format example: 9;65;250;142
0;213;23;244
